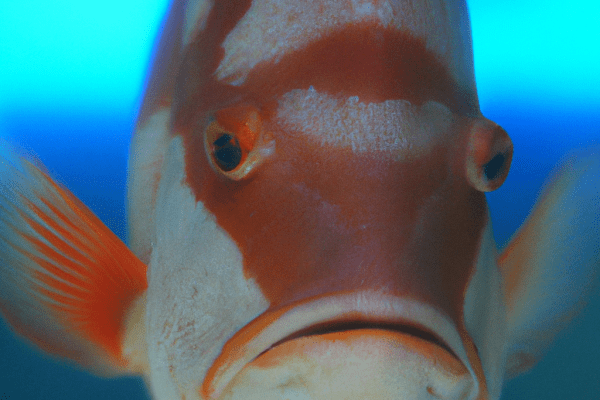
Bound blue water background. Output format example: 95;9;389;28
0;0;598;399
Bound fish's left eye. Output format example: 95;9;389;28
204;105;273;180
212;133;243;172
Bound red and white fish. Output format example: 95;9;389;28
1;0;598;399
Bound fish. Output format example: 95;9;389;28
1;0;599;399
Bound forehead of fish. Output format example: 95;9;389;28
184;0;476;98
171;0;479;133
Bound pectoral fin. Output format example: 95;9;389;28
499;148;600;376
0;143;148;375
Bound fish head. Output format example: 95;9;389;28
128;0;514;399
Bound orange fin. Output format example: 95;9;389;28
0;143;147;374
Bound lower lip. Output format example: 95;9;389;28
218;329;471;399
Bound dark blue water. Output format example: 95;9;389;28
0;99;598;399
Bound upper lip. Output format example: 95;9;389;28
202;291;474;399
258;319;459;361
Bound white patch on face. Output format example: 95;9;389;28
128;107;171;264
145;136;269;399
275;88;455;159
214;0;467;88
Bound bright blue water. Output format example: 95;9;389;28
0;0;599;399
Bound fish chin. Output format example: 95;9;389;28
221;329;473;400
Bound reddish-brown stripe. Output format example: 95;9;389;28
242;25;476;115
174;21;477;134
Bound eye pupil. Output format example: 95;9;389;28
213;133;242;172
484;153;506;181
213;133;233;147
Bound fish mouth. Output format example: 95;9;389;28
202;291;476;399
257;319;459;362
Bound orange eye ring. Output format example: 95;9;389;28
204;106;274;180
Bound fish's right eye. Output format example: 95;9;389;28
465;118;513;192
204;105;274;180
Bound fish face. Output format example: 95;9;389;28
133;1;513;398
146;106;485;399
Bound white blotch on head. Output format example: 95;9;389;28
214;0;457;87
275;88;455;159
